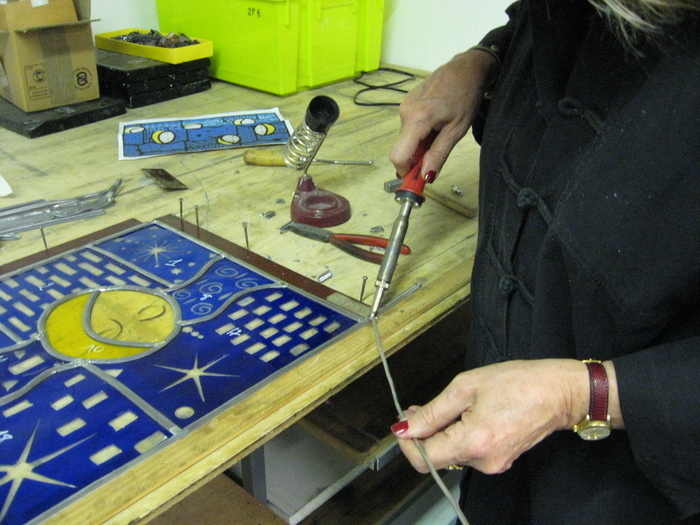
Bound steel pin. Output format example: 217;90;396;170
40;227;48;256
242;222;249;250
360;276;368;302
179;198;184;230
195;205;200;237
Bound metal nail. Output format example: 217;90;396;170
194;205;200;237
360;276;368;302
242;222;249;250
40;227;48;255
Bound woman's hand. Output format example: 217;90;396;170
391;359;599;474
390;49;499;180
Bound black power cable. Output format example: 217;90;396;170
352;67;417;106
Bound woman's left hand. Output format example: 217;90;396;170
391;359;591;474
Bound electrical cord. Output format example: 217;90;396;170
371;317;470;525
352;67;417;106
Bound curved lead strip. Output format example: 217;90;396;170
0;360;85;406
0;337;36;356
179;283;288;326
0;362;180;434
82;363;181;435
0;360;181;435
165;253;226;292
81;287;181;350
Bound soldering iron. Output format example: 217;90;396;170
371;132;437;317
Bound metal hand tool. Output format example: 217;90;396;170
371;132;436;316
0;179;122;237
243;149;373;167
281;221;411;264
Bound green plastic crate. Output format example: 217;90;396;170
355;0;384;72
156;0;383;95
157;0;300;95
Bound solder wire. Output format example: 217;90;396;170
371;317;469;525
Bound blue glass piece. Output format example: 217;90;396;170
0;330;15;347
169;258;275;322
0;340;57;394
95;224;219;284
117;286;358;421
0;368;169;525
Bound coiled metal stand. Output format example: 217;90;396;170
287;96;351;227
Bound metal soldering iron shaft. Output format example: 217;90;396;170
371;199;415;317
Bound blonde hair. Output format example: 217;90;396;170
590;0;699;45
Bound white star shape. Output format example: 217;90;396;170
0;424;91;522
131;239;189;267
157;355;237;402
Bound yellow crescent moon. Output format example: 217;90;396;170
125;126;145;133
44;289;177;361
254;123;276;136
152;130;176;144
233;118;255;125
217;134;241;145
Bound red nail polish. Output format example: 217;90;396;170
425;170;437;183
391;419;409;435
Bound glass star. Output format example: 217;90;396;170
157;355;237;402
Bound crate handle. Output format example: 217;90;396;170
315;0;357;20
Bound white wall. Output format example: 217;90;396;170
89;0;511;73
90;0;159;37
382;0;512;71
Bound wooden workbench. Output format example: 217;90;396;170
0;71;480;523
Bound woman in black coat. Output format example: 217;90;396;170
390;0;700;523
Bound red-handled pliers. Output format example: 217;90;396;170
281;222;411;264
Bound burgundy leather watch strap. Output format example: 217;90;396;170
585;360;609;421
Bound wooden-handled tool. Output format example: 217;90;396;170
243;149;288;167
243;149;373;167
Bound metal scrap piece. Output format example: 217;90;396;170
143;169;188;190
0;179;122;237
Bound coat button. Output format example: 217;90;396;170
499;275;518;296
517;187;539;209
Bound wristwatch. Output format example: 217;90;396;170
573;359;612;440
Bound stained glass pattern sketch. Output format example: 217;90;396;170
0;222;361;524
118;108;293;160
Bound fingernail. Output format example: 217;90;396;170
425;170;437;183
391;419;409;435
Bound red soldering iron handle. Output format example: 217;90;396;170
396;131;438;203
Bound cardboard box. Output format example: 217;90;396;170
0;0;99;112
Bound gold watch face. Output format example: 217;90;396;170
577;419;612;441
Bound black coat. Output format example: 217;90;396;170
463;1;700;523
